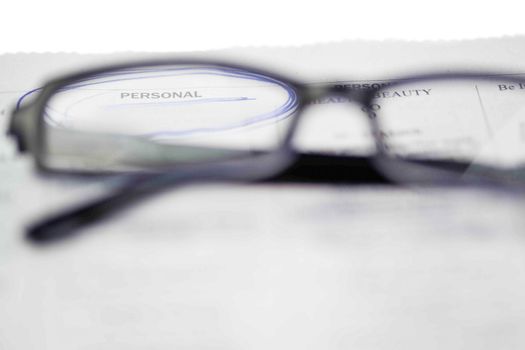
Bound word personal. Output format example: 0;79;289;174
120;91;203;100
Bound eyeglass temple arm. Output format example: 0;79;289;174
26;149;294;244
25;152;392;244
25;151;477;244
27;172;177;243
268;153;391;183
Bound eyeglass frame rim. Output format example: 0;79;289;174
8;58;525;180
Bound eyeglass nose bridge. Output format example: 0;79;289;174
299;84;374;107
282;83;380;152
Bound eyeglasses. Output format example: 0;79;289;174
8;60;525;243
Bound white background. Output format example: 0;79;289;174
2;0;525;52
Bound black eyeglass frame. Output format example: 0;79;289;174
8;59;525;242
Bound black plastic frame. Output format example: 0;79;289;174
8;60;525;242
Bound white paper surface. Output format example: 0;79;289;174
2;38;525;350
